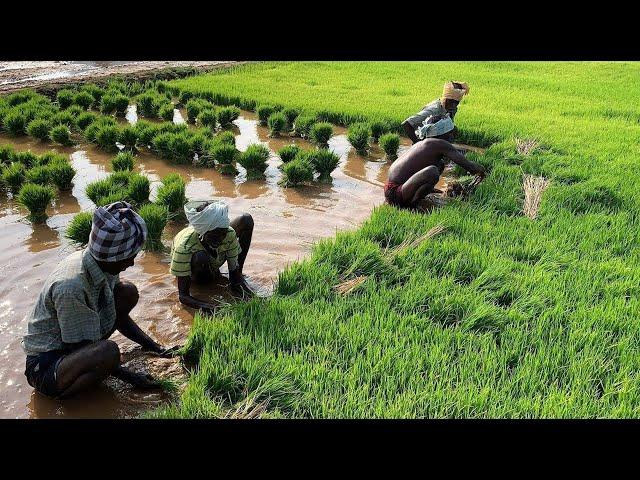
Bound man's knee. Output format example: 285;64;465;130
114;281;139;314
95;340;121;369
239;213;254;231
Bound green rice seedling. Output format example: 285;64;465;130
151;132;173;159
171;132;196;164
109;170;132;189
369;120;388;142
4;110;27;135
310;122;333;147
94;125;120;151
379;132;400;160
85;178;116;204
66;105;84;118
278;145;302;164
256;105;276;125
162;173;185;186
209;143;238;173
186;98;212;123
281;158;314;187
25;166;50;185
133;120;157;147
197;108;218;129
11;151;39;168
73;91;95;110
267;112;287;137
189;130;210;157
118;126;138;151
136;91;162;118
0;145;15;164
112;151;135;172
213;130;236;147
238;144;270;177
2;162;26;190
96;190;130;207
56;89;75;109
36;151;66;167
178;90;193;105
51;110;76;127
138;203;168;250
17;183;55;221
306;148;340;180
347;122;370;155
216;105;240;128
66;211;93;245
49;124;73;146
282;108;300;130
155;180;186;213
127;173;150;205
47;160;76;191
293;115;316;138
159;102;175;122
100;91;129;116
6;90;38;107
26;118;51;141
75;112;97;131
84;116;117;142
80;83;104;107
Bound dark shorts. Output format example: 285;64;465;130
25;350;66;398
384;181;410;208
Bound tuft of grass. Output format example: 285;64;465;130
47;160;76;191
66;211;93;245
17;183;55;221
281;158;314;187
293;114;316;138
138;203;168;250
306;148;340;179
310;122;333;147
217;105;240;128
278;145;302;164
26;118;51;141
209;143;238;173
127;173;151;205
4;110;27;135
257;105;277;125
94;125;120;151
197;108;218;129
25;166;50;185
49;124;73;146
283;108;301;130
2;162;26;190
112;151;135;172
73;91;95;110
156;179;186;214
379;132;400;160
75;111;97;131
238;144;270;177
56;89;75;109
159;102;175;122
347;122;370;155
267;112;287;137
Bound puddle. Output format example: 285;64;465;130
0;107;483;418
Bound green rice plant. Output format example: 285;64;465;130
100;91;129;116
26;118;51;141
0;145;15;164
209;143;238;173
293;115;316;138
133;120;157;147
189;131;210;156
96;190;130;207
267;112;287;137
17;183;55;221
47;160;76;191
306;148;340;180
11;151;39;168
112;151;135;172
84;116;117;142
138;203;168;250
50;110;76;127
118;125;138;151
213;130;236;146
379;132;400;160
66;211;93;245
66;104;84;118
151;132;173;159
282;107;300;130
80;84;104;107
94;125;120;151
2;162;26;190
281;158;314;187
155;180;186;213
178;90;193;105
25;166;50;185
75;112;97;131
238;144;270;177
6;90;38;107
136;91;163;118
347;122;370;155
4;110;27;135
257;105;276;125
49;124;73;146
217;105;240;128
197;108;218;129
369;120;388;142
36;151;66;167
56;89;75;109
162;173;185;186
73;91;95;110
278;145;302;164
127;173;151;205
186;98;213;123
310;122;333;147
85;178;116;204
109;170;132;189
159;102;175;122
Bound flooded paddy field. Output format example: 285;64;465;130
0;107;471;418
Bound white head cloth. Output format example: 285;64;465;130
184;200;230;235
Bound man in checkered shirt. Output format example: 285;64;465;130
22;201;179;399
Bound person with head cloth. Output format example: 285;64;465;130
170;200;254;311
22;201;179;399
401;81;470;144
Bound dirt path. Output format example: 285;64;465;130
0;61;240;93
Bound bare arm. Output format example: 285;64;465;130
177;275;217;312
116;316;163;353
402;121;420;144
444;143;486;176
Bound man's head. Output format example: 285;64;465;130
88;201;147;274
441;81;469;113
184;200;230;249
416;114;456;142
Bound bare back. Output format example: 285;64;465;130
387;139;451;184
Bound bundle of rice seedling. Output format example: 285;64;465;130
278;145;302;164
310;122;333;147
74;112;98;131
86;178;116;204
36;151;65;167
282;108;300;130
80;83;104;107
100;91;129;115
155;179;187;214
281;158;314;187
369;120;388;143
47;160;76;191
72;91;95;110
51;110;76;127
26;118;51;141
12;151;39;168
238;144;270;177
267;112;287;137
84;117;117;142
138;203;168;250
4;111;27;135
94;125;119;151
49;124;73;146
136;91;163;118
197;108;218;129
17;183;56;221
162;173;185;186
185;98;213;123
117;125;138;151
25;166;50;185
66;211;93;245
293;115;316;138
523;174;550;219
0;145;15;164
306;148;340;180
217;106;240;128
385;223;446;259
133;120;157;147
347;122;370;155
213;130;236;146
112;151;135;172
209;143;238;173
257;105;277;125
2;162;26;190
127;173;150;205
516;138;539;156
56;89;75;109
379;133;400;160
159;103;175;122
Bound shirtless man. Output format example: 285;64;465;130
384;116;486;209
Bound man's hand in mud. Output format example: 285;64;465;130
113;366;163;390
153;345;183;358
230;279;255;300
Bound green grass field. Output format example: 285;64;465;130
153;62;640;418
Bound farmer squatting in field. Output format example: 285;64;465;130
22;202;179;399
170;200;254;312
402;81;470;144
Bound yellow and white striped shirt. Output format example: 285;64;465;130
169;225;241;277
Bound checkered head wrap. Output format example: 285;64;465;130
88;201;147;262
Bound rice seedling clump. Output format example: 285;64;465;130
112;151;135;172
66;211;93;245
155;177;187;214
281;158;314;187
56;89;75;109
12;151;39;168
126;173;151;205
197;108;218;129
186;98;213;123
47;160;76;191
2;162;26;190
307;148;340;180
278;145;302;164
217;106;240;128
257;105;277;125
209;143;238;173
73;91;95;110
75;112;97;131
283;108;301;130
238;144;270;177
213;130;236;146
267;112;287;137
17;183;56;221
25;166;50;185
347;122;370;155
94;125;120;151
26;118;51;141
379;132;400;160
49;124;73;146
310;122;333;147
118;125;138;151
4;111;27;135
100;91;129;116
159;103;175;122
138;203;168;250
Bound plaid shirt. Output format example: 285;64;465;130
169;225;241;277
22;249;120;357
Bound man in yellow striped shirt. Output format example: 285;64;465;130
170;200;254;311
